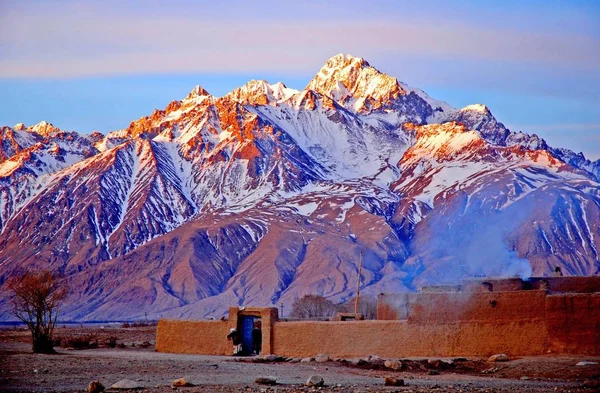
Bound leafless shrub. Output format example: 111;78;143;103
60;334;98;349
7;271;68;353
290;295;338;319
339;296;378;320
105;336;118;348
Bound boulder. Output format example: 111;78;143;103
110;379;143;390
306;375;324;387
261;355;283;362
364;355;385;366
88;381;105;393
384;360;403;371
384;377;404;386
576;361;598;366
300;357;314;363
255;377;277;385
171;378;194;388
315;353;330;363
488;354;510;362
350;358;367;366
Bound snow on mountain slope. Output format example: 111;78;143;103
0;53;599;321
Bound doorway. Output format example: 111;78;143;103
239;316;262;356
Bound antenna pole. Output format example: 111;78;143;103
354;251;363;317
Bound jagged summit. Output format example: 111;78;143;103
226;79;298;106
184;85;211;101
307;53;406;113
29;120;60;136
460;104;491;114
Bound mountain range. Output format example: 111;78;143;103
0;54;598;321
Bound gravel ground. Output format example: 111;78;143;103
1;327;599;393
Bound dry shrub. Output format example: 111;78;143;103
60;334;98;349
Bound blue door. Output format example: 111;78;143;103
240;316;256;356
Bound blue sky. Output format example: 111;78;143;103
0;0;599;159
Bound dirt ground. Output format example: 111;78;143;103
1;326;599;393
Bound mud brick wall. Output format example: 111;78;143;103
460;278;525;292
407;291;547;323
271;319;547;358
545;293;600;355
156;319;231;355
378;291;547;323
377;293;418;320
528;276;600;293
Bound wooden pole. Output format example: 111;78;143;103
354;251;363;317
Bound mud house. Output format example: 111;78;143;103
156;276;600;358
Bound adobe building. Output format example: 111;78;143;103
156;276;600;358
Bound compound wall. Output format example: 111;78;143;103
156;288;600;357
271;319;547;358
156;319;231;355
546;293;600;355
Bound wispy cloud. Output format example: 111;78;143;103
1;1;599;78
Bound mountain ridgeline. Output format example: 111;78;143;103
0;54;598;321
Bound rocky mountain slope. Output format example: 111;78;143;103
0;54;598;321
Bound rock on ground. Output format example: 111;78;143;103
576;361;598;366
110;379;144;390
88;381;104;393
171;378;194;387
254;377;277;385
384;360;403;370
488;354;510;362
315;353;330;363
384;376;404;386
306;375;324;387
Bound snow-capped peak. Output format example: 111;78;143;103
306;53;406;112
460;104;491;114
13;123;26;131
226;79;298;106
29;120;59;136
184;85;211;101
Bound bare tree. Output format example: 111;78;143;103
290;295;338;319
341;296;377;320
7;271;68;353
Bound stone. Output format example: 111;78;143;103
365;355;385;366
384;360;403;371
427;359;441;369
289;358;301;363
315;353;329;363
171;378;194;388
255;377;277;385
520;376;530;380
111;379;144;390
261;355;283;362
576;361;598;366
306;375;324;387
453;357;468;362
300;357;314;363
488;354;510;362
428;370;440;375
88;381;105;393
384;377;404;386
350;358;367;366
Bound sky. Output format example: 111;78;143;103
1;0;599;159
